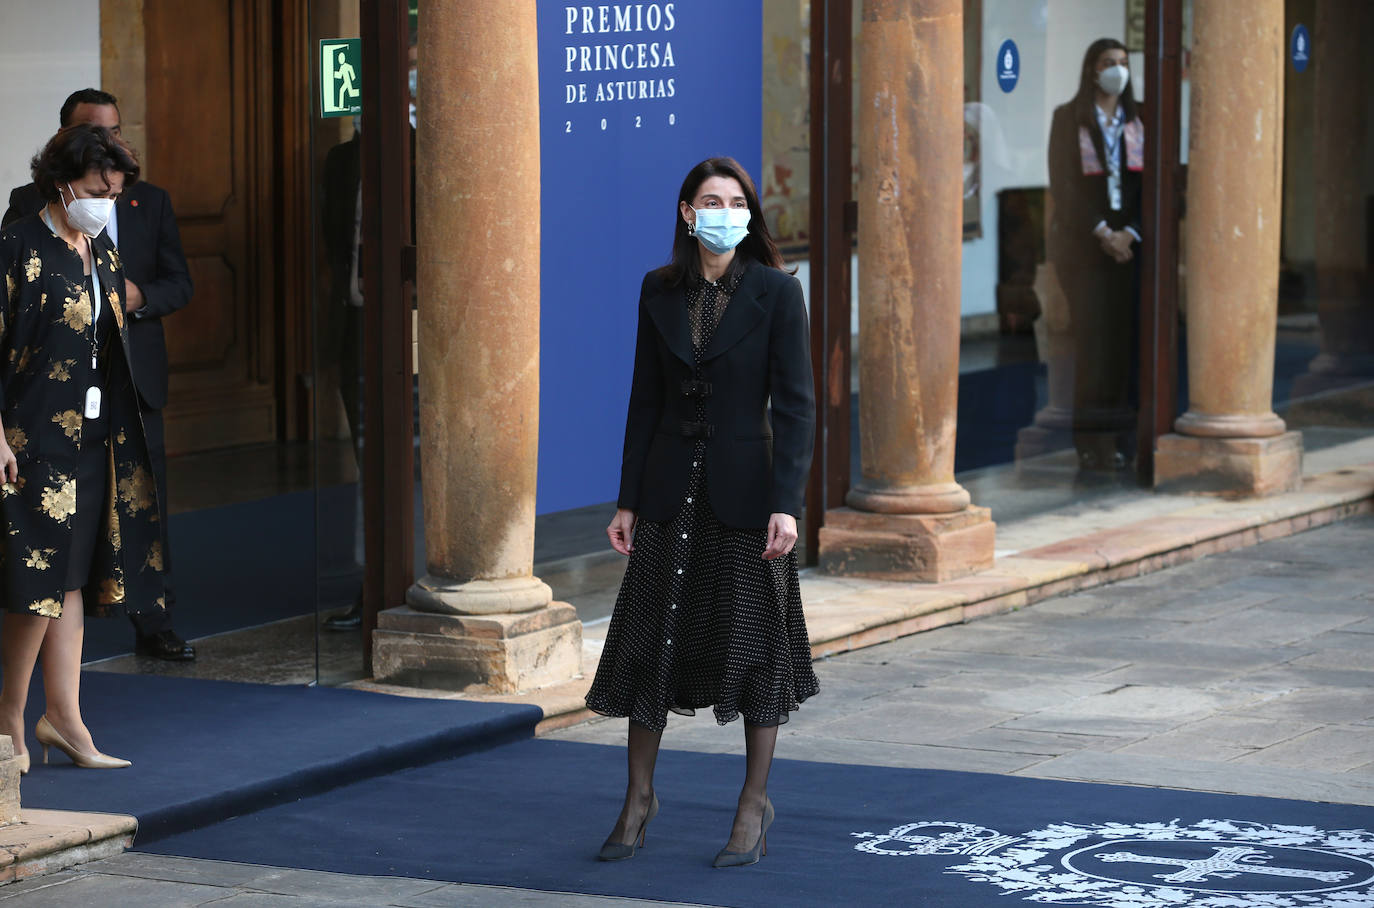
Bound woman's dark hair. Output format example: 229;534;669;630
1072;38;1137;128
660;157;788;286
30;124;140;204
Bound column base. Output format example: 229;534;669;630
1154;431;1303;498
0;736;19;826
818;506;995;582
407;575;553;616
1015;427;1074;467
1015;406;1135;472
372;603;582;694
845;481;970;514
1014;412;1074;463
1291;351;1374;399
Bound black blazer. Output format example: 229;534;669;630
617;262;815;529
1047;102;1143;266
321;135;362;307
3;180;192;410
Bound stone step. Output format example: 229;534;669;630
0;809;135;884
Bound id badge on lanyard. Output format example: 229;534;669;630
86;261;102;419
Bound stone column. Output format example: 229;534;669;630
818;0;994;581
1155;0;1303;496
1292;0;1374;396
372;0;581;692
0;736;18;825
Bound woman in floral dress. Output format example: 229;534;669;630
0;124;165;772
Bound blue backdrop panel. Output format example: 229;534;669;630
535;1;763;515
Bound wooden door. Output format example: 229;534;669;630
142;0;282;455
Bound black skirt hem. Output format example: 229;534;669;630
585;681;820;732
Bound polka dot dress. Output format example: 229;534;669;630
585;269;820;732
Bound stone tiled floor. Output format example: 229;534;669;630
0;853;705;907
551;515;1374;807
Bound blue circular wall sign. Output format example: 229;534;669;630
1291;23;1310;72
997;39;1020;93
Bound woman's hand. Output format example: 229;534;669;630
1098;229;1134;263
0;439;16;485
607;508;638;556
762;512;798;561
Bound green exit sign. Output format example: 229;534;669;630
320;38;362;118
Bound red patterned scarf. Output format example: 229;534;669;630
1079;118;1143;175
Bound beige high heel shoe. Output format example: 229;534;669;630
15;752;29;776
35;715;130;769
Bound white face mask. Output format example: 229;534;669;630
62;183;115;238
1097;64;1129;97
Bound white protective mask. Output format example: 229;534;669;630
62;183;115;238
1097;64;1129;97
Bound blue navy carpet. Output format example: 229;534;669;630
146;738;1374;907
18;673;541;842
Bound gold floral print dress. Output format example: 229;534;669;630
0;214;165;618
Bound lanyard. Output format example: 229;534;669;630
1097;113;1125;211
40;209;102;343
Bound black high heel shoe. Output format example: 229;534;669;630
598;792;659;861
713;797;774;868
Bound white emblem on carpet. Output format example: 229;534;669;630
851;819;1374;906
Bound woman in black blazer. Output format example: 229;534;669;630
1047;38;1143;469
586;157;817;867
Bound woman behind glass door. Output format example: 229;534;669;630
1047;38;1144;471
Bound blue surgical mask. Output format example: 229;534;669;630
692;207;750;255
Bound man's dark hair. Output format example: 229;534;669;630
59;88;120;127
31;124;140;203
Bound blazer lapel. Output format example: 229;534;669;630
701;264;768;362
92;236;126;333
644;281;694;366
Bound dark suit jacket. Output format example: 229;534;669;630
3;180;192;410
1047;102;1143;267
617;262;815;529
322;134;361;307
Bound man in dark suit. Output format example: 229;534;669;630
3;89;196;661
317;128;366;631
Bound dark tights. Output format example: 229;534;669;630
604;718;778;852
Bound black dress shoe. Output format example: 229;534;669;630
135;629;197;662
323;602;362;631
